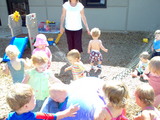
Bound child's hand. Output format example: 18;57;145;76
0;63;5;71
142;74;149;81
104;49;108;52
133;115;142;120
64;68;68;72
65;104;80;117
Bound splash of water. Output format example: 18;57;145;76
52;43;69;63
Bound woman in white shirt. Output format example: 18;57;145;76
60;0;90;52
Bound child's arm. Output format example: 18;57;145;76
133;115;142;120
99;40;108;52
49;74;63;86
22;73;30;83
75;62;85;71
22;58;32;69
55;104;80;120
142;66;149;80
36;104;79;120
47;47;52;63
94;108;106;120
88;41;91;54
1;63;9;75
64;66;72;72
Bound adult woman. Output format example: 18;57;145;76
60;0;90;52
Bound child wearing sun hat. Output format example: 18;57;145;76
32;34;52;68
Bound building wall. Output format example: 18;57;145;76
0;0;160;31
0;0;9;26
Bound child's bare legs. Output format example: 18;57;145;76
131;69;138;78
97;61;102;69
90;62;95;69
154;94;160;107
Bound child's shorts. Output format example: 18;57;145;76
89;50;103;63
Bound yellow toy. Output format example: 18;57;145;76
55;33;62;44
143;38;148;43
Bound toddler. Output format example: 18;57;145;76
88;27;108;69
6;83;79;120
151;30;160;58
132;51;150;79
22;51;62;111
143;56;160;107
65;49;85;80
40;83;69;113
94;81;129;120
134;84;160;120
1;45;30;83
32;34;52;68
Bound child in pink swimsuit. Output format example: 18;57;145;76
134;84;160;120
143;56;160;107
32;34;52;68
94;81;129;120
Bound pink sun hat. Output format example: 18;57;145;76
34;34;49;47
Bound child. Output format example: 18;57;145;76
131;51;150;79
1;45;30;83
134;84;160;120
22;51;62;111
65;49;85;80
143;56;160;107
40;83;69;113
88;27;108;69
151;30;160;58
94;81;129;120
32;34;52;68
6;83;79;120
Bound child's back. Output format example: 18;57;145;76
7;59;25;83
94;81;129;120
89;40;102;51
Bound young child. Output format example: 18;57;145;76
22;51;62;111
6;83;79;120
151;30;160;58
65;49;85;80
1;45;30;83
143;56;160;107
134;84;160;120
88;27;108;69
40;83;69;113
131;51;150;79
94;81;129;120
32;34;52;68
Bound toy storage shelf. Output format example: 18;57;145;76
38;22;60;34
38;22;62;45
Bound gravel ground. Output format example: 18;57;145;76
0;30;154;119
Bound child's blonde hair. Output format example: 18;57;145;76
139;51;150;60
135;84;154;106
154;30;160;35
67;49;81;59
149;56;160;75
31;52;48;65
6;83;34;111
5;45;20;58
91;28;101;38
103;82;129;108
